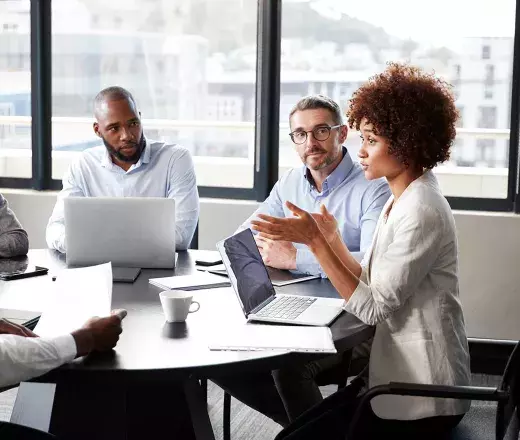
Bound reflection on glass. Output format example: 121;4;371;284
0;0;32;177
0;0;517;196
279;0;515;199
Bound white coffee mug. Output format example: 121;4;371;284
159;290;200;323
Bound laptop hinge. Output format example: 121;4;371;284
248;293;277;316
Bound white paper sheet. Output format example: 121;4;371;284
34;263;113;337
208;323;337;354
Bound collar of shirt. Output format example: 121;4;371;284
380;170;439;224
392;170;438;210
303;147;354;198
100;137;152;172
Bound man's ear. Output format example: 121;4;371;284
93;122;101;138
339;125;348;143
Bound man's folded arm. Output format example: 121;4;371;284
296;248;364;278
236;180;285;234
46;167;86;253
167;149;200;250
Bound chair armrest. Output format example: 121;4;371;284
348;383;508;439
385;382;505;400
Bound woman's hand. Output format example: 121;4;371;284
311;204;340;244
251;201;326;250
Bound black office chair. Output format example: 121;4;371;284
222;350;354;440
348;340;520;439
189;222;199;250
272;340;520;440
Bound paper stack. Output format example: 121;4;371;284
208;323;337;354
149;272;230;291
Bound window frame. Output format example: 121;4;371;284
1;0;520;212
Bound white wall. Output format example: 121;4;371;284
0;190;260;251
2;189;520;341
455;212;520;340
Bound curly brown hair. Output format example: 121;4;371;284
346;63;458;169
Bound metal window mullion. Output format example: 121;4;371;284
30;0;52;190
508;0;520;211
253;0;281;201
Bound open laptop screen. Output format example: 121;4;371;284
218;229;276;316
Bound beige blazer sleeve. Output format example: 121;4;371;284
344;205;445;326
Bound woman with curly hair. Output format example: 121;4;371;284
253;63;470;438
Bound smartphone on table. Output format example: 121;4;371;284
0;256;48;281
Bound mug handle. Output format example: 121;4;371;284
189;301;200;313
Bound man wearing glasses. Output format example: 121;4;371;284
214;96;390;427
237;94;390;276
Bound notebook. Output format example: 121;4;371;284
149;272;231;291
208;324;336;353
205;264;320;287
0;308;41;329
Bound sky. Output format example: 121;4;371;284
298;0;516;47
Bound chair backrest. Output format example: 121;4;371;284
496;341;520;440
502;408;519;440
189;221;199;249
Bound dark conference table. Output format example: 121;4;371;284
0;249;374;440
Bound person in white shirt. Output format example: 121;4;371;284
46;86;200;253
251;63;471;438
0;309;126;388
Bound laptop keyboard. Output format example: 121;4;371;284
256;296;317;320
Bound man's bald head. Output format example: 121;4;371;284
92;86;145;169
93;86;137;120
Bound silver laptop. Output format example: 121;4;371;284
64;197;176;268
217;229;344;326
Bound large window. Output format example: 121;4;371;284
51;0;258;189
0;0;31;179
2;0;520;212
279;0;516;201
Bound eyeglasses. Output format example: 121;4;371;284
289;125;342;145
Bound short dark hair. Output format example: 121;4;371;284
93;86;137;115
289;95;343;126
347;63;458;169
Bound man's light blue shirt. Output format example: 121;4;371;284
239;148;391;277
46;139;200;253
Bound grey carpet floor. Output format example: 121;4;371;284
0;381;335;440
0;375;501;440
